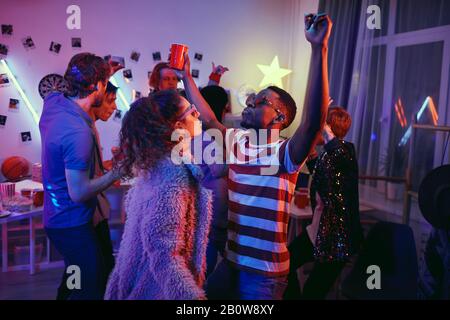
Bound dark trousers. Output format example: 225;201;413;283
46;221;114;300
94;219;115;286
205;227;227;278
284;232;345;300
206;260;288;300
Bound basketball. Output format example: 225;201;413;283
1;156;30;181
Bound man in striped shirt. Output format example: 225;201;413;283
181;13;332;299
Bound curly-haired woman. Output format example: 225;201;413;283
105;90;212;300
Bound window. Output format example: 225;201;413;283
387;41;443;189
395;0;450;33
349;0;450;205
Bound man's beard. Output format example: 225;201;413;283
241;109;259;129
240;119;262;130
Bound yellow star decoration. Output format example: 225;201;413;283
257;56;292;89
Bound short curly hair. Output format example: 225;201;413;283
64;52;110;98
327;106;352;139
200;85;228;122
267;86;297;129
118;90;182;178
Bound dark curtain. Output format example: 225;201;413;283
318;0;362;108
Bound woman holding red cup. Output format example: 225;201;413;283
148;44;188;92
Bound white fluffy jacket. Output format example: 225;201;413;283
105;159;212;300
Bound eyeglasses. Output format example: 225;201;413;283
246;94;282;114
178;103;199;120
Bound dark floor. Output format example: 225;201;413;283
0;266;64;300
0;209;431;300
0;262;352;300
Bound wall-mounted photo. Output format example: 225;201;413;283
0;43;8;57
194;53;203;61
152;51;161;61
1;24;13;36
123;69;133;80
49;41;62;54
21;131;32;143
22;36;35;50
0;114;7;127
8;98;19;111
71;37;82;49
191;69;199;78
0;73;10;87
130;51;140;62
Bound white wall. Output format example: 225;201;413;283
0;0;318;176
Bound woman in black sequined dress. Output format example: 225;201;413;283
284;107;363;299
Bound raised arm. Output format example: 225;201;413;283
289;14;332;165
180;54;227;134
207;62;229;86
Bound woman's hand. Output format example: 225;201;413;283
177;52;191;80
322;123;335;143
211;62;229;76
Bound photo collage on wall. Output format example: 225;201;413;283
1;21;209;142
1;24;37;147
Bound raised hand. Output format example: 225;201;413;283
211;62;229;75
322;123;335;143
176;52;191;80
304;13;332;47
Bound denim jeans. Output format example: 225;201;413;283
206;259;288;300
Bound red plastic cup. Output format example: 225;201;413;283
21;188;32;199
169;44;188;70
32;189;44;207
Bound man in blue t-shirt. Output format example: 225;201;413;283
39;53;122;300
